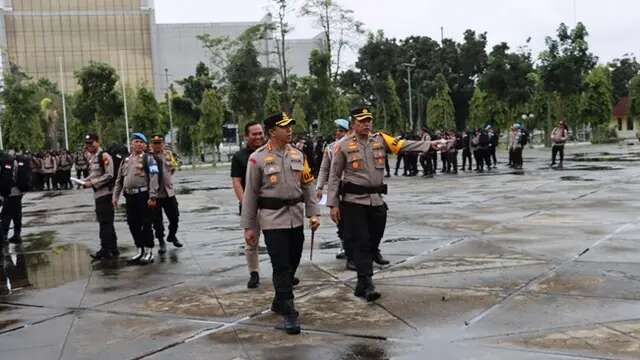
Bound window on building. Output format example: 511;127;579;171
618;118;623;131
628;118;634;131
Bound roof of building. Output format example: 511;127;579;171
613;96;630;117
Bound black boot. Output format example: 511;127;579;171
128;247;145;264
167;235;183;248
8;235;22;244
158;238;167;255
346;260;357;271
354;276;381;302
247;271;260;289
335;250;346;259
139;247;154;265
373;252;390;265
90;249;116;261
274;300;301;335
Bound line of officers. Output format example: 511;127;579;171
30;149;92;191
237;108;440;335
81;132;183;265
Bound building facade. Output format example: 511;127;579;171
0;0;155;93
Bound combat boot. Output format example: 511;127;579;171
354;276;381;302
247;271;260;289
346;260;357;271
128;247;145;264
167;235;183;248
158;238;167;255
8;235;22;244
274;300;300;335
373;252;390;265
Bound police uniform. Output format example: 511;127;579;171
240;112;319;335
41;152;56;190
149;134;182;253
327;107;432;301
74;150;89;188
113;133;160;265
83;134;118;259
1;155;27;243
316;119;353;268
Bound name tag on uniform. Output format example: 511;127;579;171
148;164;159;174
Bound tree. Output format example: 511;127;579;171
580;66;613;140
199;89;224;165
630;74;640;123
270;0;294;109
292;102;308;134
608;55;640;101
1;65;45;151
264;83;282;115
426;73;455;130
479;42;535;109
468;87;488;129
131;86;161;135
73;61;124;144
378;75;404;133
300;0;365;81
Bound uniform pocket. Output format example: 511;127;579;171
263;164;281;185
373;150;386;169
347;152;365;171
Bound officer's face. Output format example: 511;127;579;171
131;139;145;153
335;128;346;140
353;118;372;136
150;141;164;153
245;124;265;149
85;141;98;153
271;125;292;144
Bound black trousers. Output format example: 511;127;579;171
342;202;387;278
42;173;53;190
447;151;458;172
263;227;304;303
384;154;390;175
152;196;180;241
1;195;22;237
512;148;524;167
420;152;433;174
441;152;449;172
95;195;118;252
481;148;492;168
337;202;352;261
473;150;482;169
551;145;564;164
394;153;405;175
32;172;42;190
431;151;438;171
124;192;154;248
462;149;472;170
490;147;497;165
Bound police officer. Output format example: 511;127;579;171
41;151;56;190
82;134;118;260
231;121;265;289
1;153;29;244
149;134;183;254
113;133;160;265
327;107;436;301
74;149;89;189
241;112;320;335
316;118;354;270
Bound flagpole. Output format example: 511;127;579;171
58;57;69;150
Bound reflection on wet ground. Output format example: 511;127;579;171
2;143;640;359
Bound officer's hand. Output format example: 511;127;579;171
82;180;92;189
112;199;118;208
245;228;257;246
316;190;323;200
309;216;320;231
148;198;157;209
330;207;340;224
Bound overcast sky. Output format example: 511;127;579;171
154;0;639;68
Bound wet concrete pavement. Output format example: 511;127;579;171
3;143;640;359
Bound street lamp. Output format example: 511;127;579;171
401;62;416;132
164;68;174;147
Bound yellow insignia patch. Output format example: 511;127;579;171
301;159;315;184
269;175;278;184
352;161;359;169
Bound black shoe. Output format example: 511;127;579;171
373;252;390;265
283;312;301;335
247;271;260;289
335;251;346;259
354;277;381;302
292;276;300;286
167;236;183;248
128;247;145;264
385;173;390;178
8;235;22;244
90;249;117;261
158;239;167;255
139;248;154;265
346;260;357;271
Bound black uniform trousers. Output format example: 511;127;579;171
263;227;304;303
447;151;458;173
336;202;352;260
551;145;564;164
341;202;387;278
512;148;524;168
481;148;492;168
95;194;118;252
124;192;154;248
1;195;23;238
490;146;497;165
394;153;405;175
420;152;433;175
152;196;180;241
441;151;449;172
462;149;472;170
431;151;438;171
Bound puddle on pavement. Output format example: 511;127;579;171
0;243;91;295
319;241;341;250
225;245;268;256
564;165;622;171
560;176;596;182
21;231;56;251
190;206;221;214
177;186;231;195
384;237;421;244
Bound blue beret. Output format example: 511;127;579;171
131;133;148;143
334;119;350;130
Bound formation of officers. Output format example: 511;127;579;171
29;149;91;191
81;132;183;264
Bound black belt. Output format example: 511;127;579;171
340;182;387;195
258;196;304;210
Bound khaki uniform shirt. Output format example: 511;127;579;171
240;142;319;231
113;152;160;201
327;132;431;208
74;152;88;170
152;150;176;198
551;127;568;145
85;149;114;199
316;141;337;191
42;155;56;174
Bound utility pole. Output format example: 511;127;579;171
402;63;416;132
164;68;174;146
58;57;69;150
119;54;130;151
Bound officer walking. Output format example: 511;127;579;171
316;118;354;270
241;112;320;335
327;107;436;302
550;120;568;168
113;133;160;265
231;121;265;289
149;134;183;255
1;153;30;244
82;134;118;260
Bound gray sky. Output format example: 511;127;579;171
154;0;639;67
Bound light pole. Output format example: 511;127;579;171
164;68;174;146
402;62;416;132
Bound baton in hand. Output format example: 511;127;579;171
310;228;316;261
